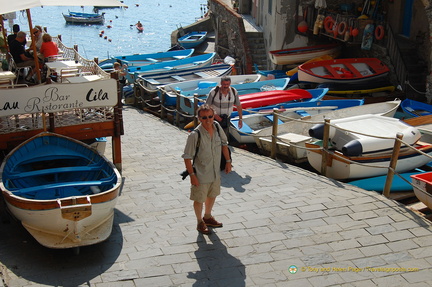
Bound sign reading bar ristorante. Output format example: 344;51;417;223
0;79;118;117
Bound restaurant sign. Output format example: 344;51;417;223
0;79;118;117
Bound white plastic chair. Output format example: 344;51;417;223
7;52;33;84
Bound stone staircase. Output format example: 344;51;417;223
246;31;267;72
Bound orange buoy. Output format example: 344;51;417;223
324;16;335;34
107;25;112;28
297;21;308;33
101;30;104;34
374;25;385;40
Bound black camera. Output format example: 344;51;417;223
180;167;196;180
220;114;229;129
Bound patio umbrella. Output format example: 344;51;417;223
0;0;125;82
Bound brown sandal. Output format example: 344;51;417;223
197;221;210;234
203;216;223;228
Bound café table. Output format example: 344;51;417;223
64;74;103;83
45;60;83;77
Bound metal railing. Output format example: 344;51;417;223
385;24;407;91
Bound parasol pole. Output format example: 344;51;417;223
26;9;41;83
0;15;9;53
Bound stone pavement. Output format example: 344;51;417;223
1;106;432;287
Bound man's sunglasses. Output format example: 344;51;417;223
200;115;214;120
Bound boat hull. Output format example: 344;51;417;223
269;43;341;65
306;142;432;180
3;189;119;249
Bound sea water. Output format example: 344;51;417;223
8;0;207;60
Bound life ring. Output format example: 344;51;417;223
375;25;385;40
337;21;347;36
324;16;335;33
334;66;353;78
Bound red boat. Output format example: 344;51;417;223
298;58;389;84
235;89;312;110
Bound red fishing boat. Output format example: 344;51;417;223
298;58;389;84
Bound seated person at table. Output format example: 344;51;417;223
10;31;40;82
7;24;22;46
40;33;59;59
32;25;45;51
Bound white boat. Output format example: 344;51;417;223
254;100;401;163
308;114;422;156
269;43;341;65
0;132;122;249
306;140;432;180
160;74;262;106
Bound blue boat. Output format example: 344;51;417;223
349;169;426;193
0;132;121;249
98;49;195;70
178;31;207;49
63;11;105;24
126;52;216;82
253;64;289;79
401;98;432;118
136;64;233;96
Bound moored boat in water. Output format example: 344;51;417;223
178;31;208;49
63;11;105;24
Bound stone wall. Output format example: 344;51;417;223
208;0;253;74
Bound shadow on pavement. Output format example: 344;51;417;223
187;231;246;286
221;170;251;193
0;207;133;286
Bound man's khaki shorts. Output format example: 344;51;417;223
190;178;221;203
